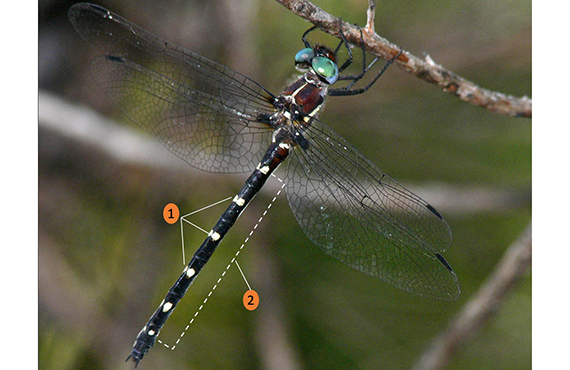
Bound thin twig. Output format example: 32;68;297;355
276;0;531;118
412;224;532;370
365;0;375;35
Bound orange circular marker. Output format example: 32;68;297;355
163;203;180;224
243;290;259;311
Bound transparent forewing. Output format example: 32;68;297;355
69;3;275;173
286;119;459;301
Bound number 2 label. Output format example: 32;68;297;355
243;290;259;311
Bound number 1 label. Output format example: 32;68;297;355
163;203;180;224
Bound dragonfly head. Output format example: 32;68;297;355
294;45;339;85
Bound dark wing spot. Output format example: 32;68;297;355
105;55;125;63
426;203;443;220
435;253;454;273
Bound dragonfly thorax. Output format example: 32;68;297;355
275;72;328;124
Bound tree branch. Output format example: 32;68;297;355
412;223;532;370
276;0;531;118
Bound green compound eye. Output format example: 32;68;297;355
295;48;315;63
311;56;339;84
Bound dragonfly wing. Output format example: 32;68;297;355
286;119;460;301
69;3;275;173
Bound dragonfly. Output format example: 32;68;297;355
69;3;460;366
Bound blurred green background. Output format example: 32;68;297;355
39;0;531;369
